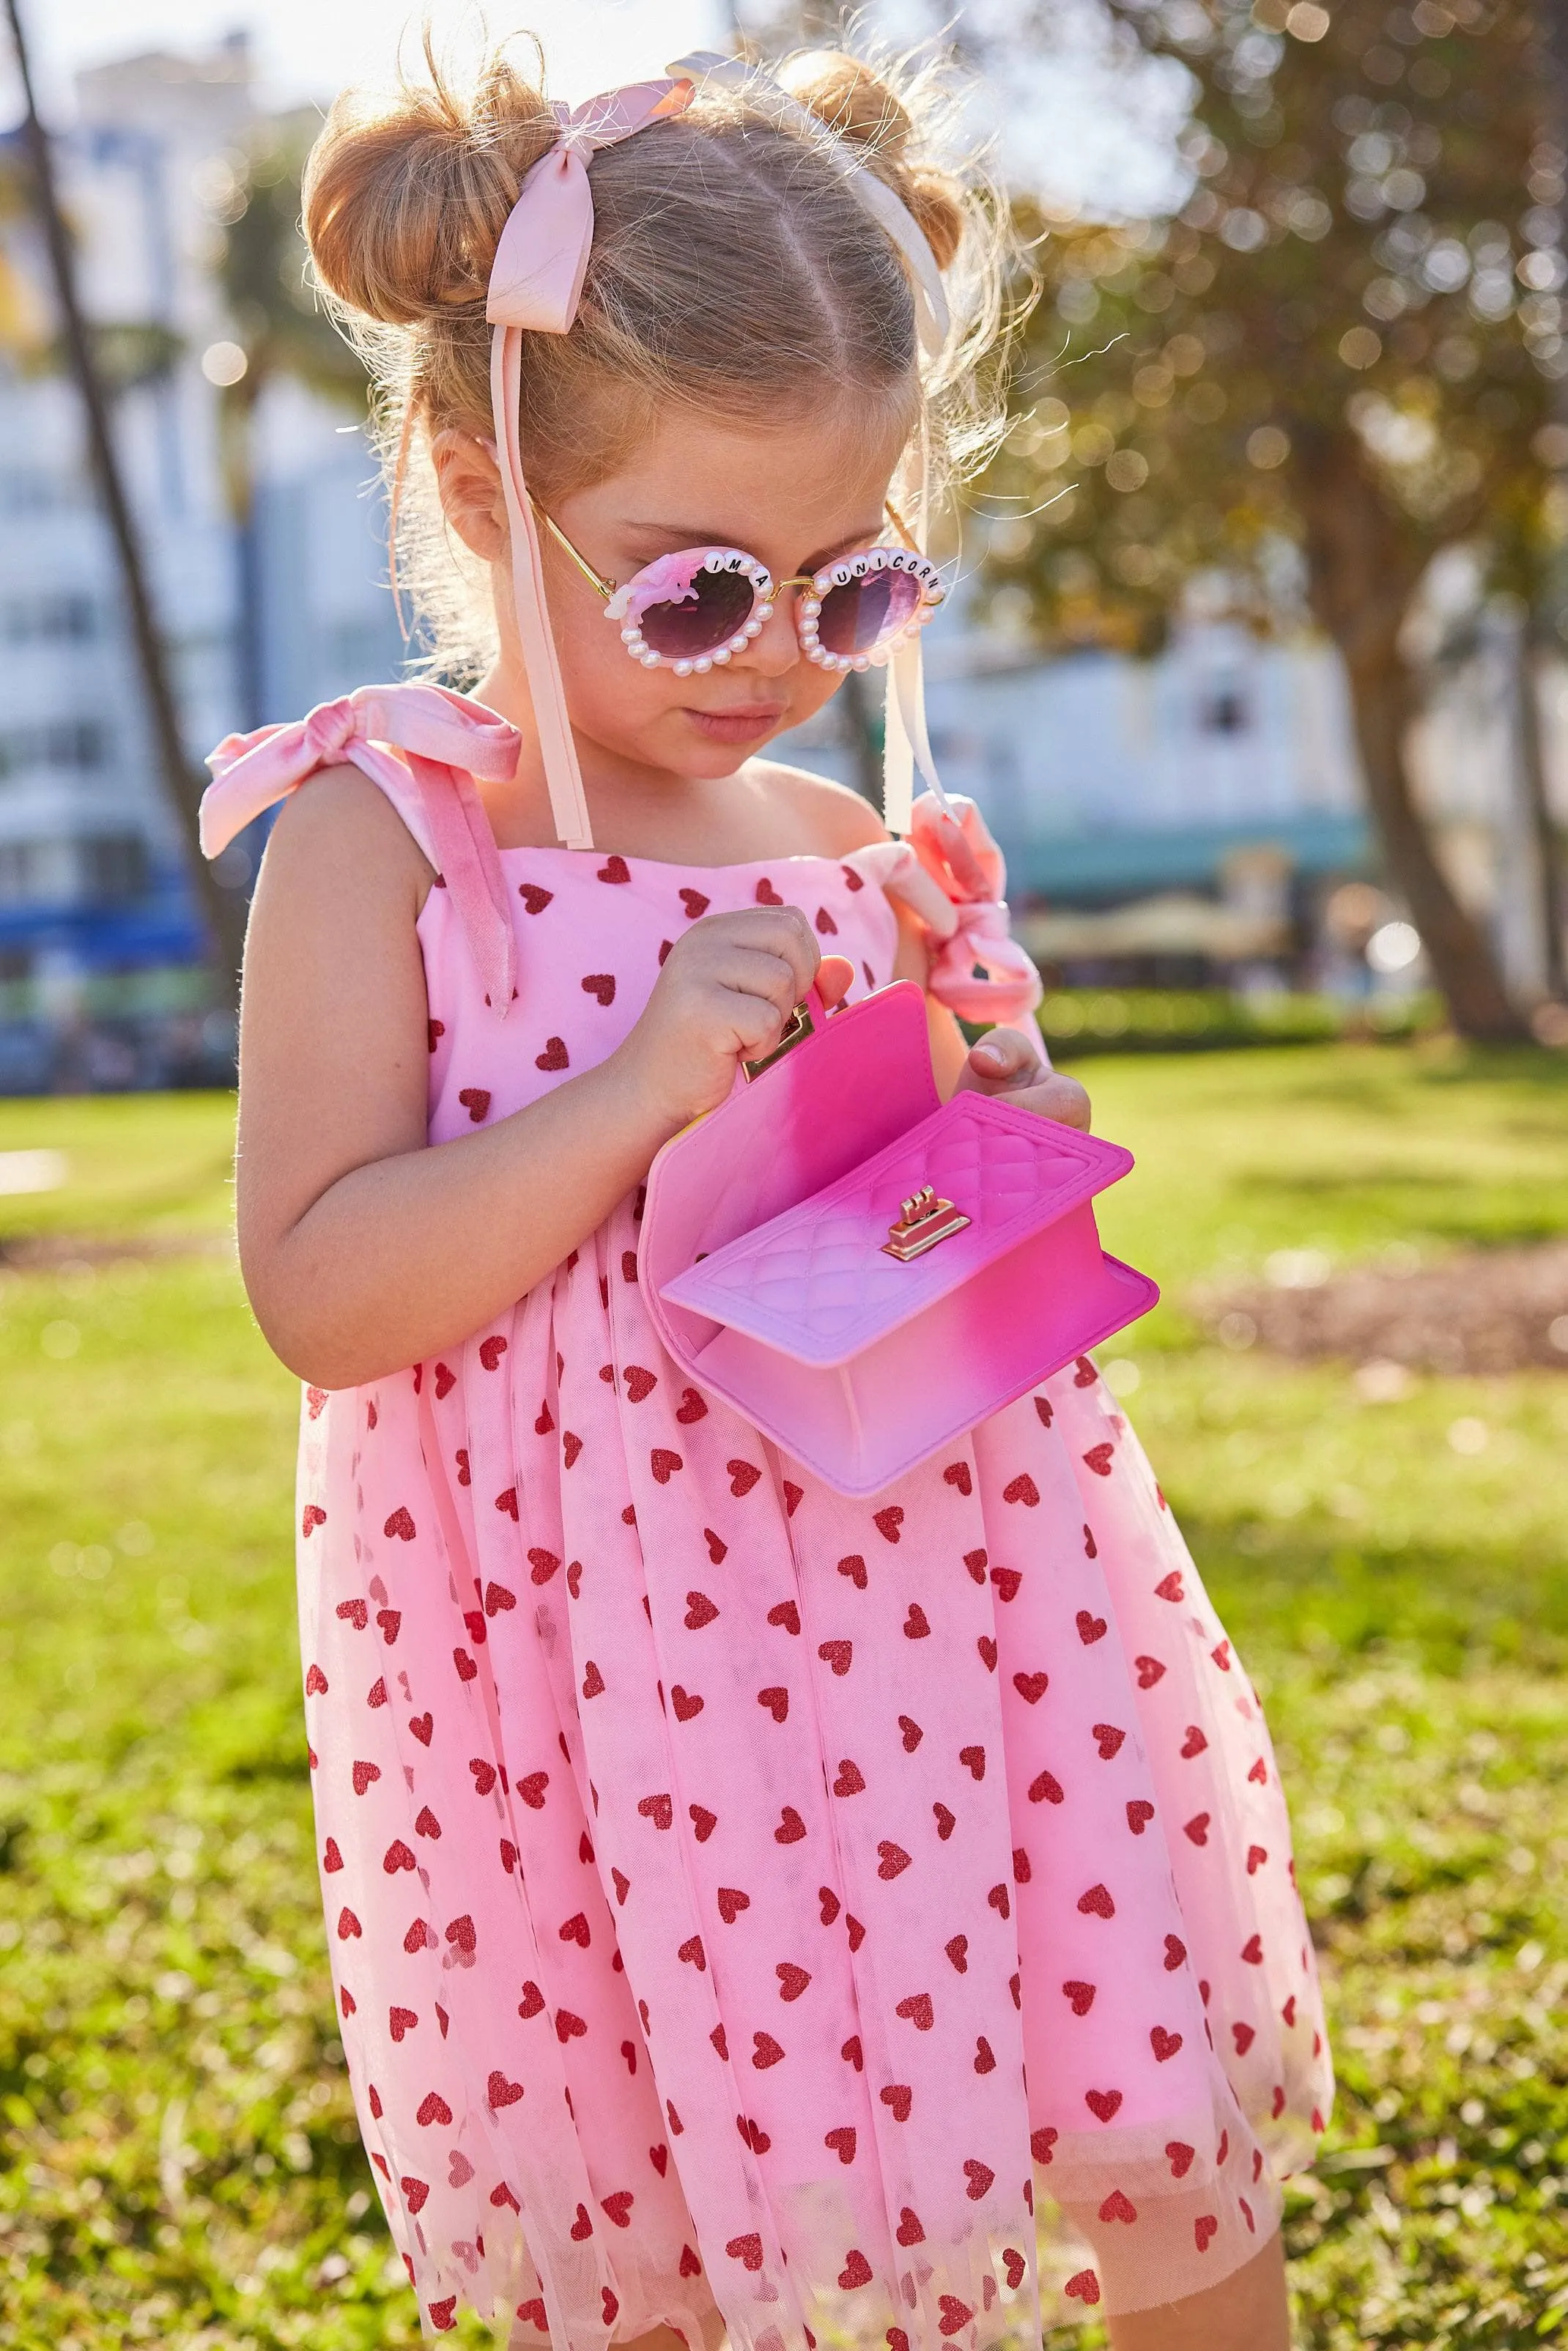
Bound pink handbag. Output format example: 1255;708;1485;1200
638;979;1158;1495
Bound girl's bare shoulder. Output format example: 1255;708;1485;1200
259;761;437;899
745;756;890;857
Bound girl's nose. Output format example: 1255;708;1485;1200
735;591;803;679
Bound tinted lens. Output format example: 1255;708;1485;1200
817;566;922;657
638;567;756;659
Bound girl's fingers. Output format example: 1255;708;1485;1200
964;1027;1045;1084
816;955;854;1008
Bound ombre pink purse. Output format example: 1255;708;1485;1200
639;978;1158;1496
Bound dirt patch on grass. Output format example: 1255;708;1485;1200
0;1231;230;1274
1194;1241;1568;1376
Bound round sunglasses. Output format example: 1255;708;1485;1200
534;502;945;679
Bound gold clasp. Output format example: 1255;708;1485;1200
881;1184;971;1261
742;999;815;1082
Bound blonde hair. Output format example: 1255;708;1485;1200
304;36;1016;682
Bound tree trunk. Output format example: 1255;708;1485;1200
1517;627;1567;1000
1295;422;1527;1042
4;0;248;1014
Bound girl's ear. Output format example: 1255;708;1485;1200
432;430;508;561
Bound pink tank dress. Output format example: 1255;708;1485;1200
274;741;1331;2347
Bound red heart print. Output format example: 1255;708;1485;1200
833;1759;865;1796
1165;1933;1187;1971
1013;1671;1049;1703
818;1640;852;1677
651;1447;683;1484
842;863;865;892
933;1801;956;1839
939;2295;975;2333
959;1746;985;1781
717;1887;750;1924
623;1365;657;1402
637;1793;673;1830
881;2083;913;2120
517;2296;547;2328
679;887;709;919
417;2091;453;2127
384;1507;415;1542
559;1912;589;1947
703;1527;727;1563
569;2203;594;2241
556;2010;587;2042
671;1686;704;1721
581;974;616;1005
1084;2088;1123;2122
1078;1883;1114;1918
1082;1443;1114;1477
517;882;553;914
1155;1570;1185;1602
1063;1979;1096;2015
837;2251;872;2290
1031;2125;1058;2164
1232;2023;1256;2054
415;1804;441;1839
458;1088;491;1123
1126;1798;1155;1834
597;855;631;884
479;1335;508;1371
767;1600;801;1634
774;1805;806;1844
903;1604;931;1639
1150;2026;1183;2062
432;1361;456;1400
1002;1473;1039;1507
1028;1768;1064;1804
837;1553;867;1587
1035;1395;1054;1427
601;2190;633;2227
335;1596;365;1627
389;2005;418;2042
1072;1354;1098;1387
488;2070;525;2108
964;2159;994;2201
752;2031;785;2068
873;1505;904;1543
322;1837;344;1872
517;1771;547;1809
303;1505;327;1538
1194;2215;1218;2252
728;1458;762;1496
403;1918;435;1953
991;1566;1022;1602
305;1663;328;1696
352;1760;380;1795
402;2174;429;2212
1248;1756;1268;1784
815;906;837;934
1180;1725;1208;1758
689;1804;717;1841
684;1590;718;1628
1014;1845;1032;1884
876;1841;911;1880
1247;1843;1268;1875
1093;1723;1125;1760
1216;2129;1229;2163
677;1936;706;1969
429;2298;456;2330
493;1485;519;1522
777;1963;812;2001
366;1675;389;1708
725;2232;763;2272
470;1759;498;1795
535;1036;569;1071
824;2125;857;2163
566;1561;582;1597
1283;1995;1297;2026
426;1019;444;1052
895;1993;933;2031
650;2144;669;2177
1135;1655;1166;1688
755;878;784;905
841;2032;860;2068
899;1715;923;1751
675;1387;707;1422
942;1461;972;1495
1241;1933;1264;1963
1166;2140;1195;2178
964;1549;988;1585
1099;2188;1137;2224
974;2037;996;2074
445;1914;476;1954
1212;1639;1232;1671
895;2205;924;2244
528;1550;560;1587
1002;2248;1027;2291
758;1686;788;1722
1076;1609;1106;1645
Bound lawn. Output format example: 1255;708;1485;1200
0;1043;1564;2350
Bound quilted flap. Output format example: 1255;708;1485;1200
659;1093;1135;1368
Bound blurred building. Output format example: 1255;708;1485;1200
0;34;399;1088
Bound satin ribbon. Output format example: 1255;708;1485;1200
201;684;524;1015
855;791;1043;1030
485;76;695;852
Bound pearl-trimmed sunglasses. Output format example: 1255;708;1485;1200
534;501;945;679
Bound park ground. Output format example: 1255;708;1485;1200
0;1040;1565;2348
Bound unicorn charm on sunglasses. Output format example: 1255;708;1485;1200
536;502;945;677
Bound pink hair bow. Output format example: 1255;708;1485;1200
201;682;523;1016
855;791;1044;1032
485;75;695;851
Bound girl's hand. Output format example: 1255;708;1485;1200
611;904;855;1136
955;1026;1091;1132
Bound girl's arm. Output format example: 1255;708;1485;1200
235;770;831;1390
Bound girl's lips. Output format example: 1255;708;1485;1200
684;704;786;745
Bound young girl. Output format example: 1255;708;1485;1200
207;40;1331;2351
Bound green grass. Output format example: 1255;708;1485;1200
0;1049;1565;2349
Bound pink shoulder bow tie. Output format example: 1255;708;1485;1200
200;683;523;1016
855;793;1044;1033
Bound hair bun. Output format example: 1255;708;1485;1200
775;48;965;273
305;54;558;325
